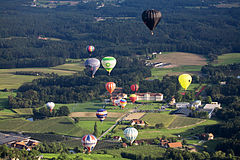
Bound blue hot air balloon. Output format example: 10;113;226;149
96;109;108;122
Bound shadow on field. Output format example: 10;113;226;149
59;121;73;124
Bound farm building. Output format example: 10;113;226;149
159;139;169;147
176;102;190;109
0;132;39;150
199;133;214;140
136;93;163;101
203;102;221;118
130;119;145;126
113;136;122;141
167;142;183;148
191;100;201;108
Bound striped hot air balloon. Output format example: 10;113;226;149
81;134;97;153
105;82;116;94
120;99;127;109
101;56;116;76
96;109;107;122
46;102;55;112
131;84;139;92
124;127;138;145
86;45;95;56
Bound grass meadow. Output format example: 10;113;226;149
213;53;240;66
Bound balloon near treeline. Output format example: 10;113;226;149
96;109;107;122
142;9;162;35
105;82;116;94
81;134;97;153
46;102;55;112
120;99;127;109
101;56;116;76
129;94;137;103
124;127;138;145
86;45;95;55
85;58;100;78
178;74;192;90
131;84;139;92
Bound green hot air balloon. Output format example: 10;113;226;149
101;56;116;76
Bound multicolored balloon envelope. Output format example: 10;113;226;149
46;102;55;112
129;94;137;103
96;109;107;122
142;9;162;35
178;74;192;90
131;84;139;92
86;45;95;55
101;57;116;75
124;127;138;144
85;58;100;78
105;82;116;94
81;134;97;153
120;99;127;109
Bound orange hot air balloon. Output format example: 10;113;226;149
129;94;137;103
105;82;116;94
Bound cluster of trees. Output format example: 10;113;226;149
1;0;240;69
33;106;70;119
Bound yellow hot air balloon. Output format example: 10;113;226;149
178;74;192;90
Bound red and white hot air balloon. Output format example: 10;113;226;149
46;102;55;112
131;84;139;92
81;134;97;153
105;82;116;94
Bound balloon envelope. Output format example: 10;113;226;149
105;82;116;94
101;57;116;75
120;99;127;109
178;74;192;90
129;94;137;103
81;134;97;153
85;58;100;78
142;9;162;35
46;102;55;112
86;45;95;54
131;84;139;92
124;127;138;144
96;109;107;122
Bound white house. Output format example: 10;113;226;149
203;102;221;110
176;102;190;109
136;93;163;101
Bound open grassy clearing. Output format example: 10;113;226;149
0;91;16;108
0;117;88;137
13;108;33;115
42;153;127;160
213;53;240;66
141;113;176;127
168;116;204;129
50;63;85;72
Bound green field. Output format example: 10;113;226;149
13;108;33;115
214;53;240;66
0;91;16;108
0;62;84;90
168;116;204;129
0;117;88;137
141;112;176;127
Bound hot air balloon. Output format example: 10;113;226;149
46;102;55;112
129;94;137;103
81;134;97;153
96;109;107;122
86;45;95;56
142;9;162;35
178;74;192;90
124;127;138;145
131;84;139;92
120;99;127;109
85;58;100;78
105;82;116;94
101;57;116;76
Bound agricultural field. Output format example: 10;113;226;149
13;108;33;116
0;62;84;90
69;112;122;119
0;91;16;108
213;53;240;66
141;112;176;127
168;116;204;129
149;52;207;80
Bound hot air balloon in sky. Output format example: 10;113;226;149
96;109;107;122
142;9;162;35
129;94;137;103
120;99;127;109
85;58;100;78
81;134;97;153
124;127;138;145
105;82;116;94
101;56;116;76
86;45;95;56
178;74;192;90
46;102;55;112
131;84;139;92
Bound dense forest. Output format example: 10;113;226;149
0;0;240;68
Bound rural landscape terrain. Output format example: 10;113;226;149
0;0;240;159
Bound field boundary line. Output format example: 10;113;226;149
167;119;206;129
